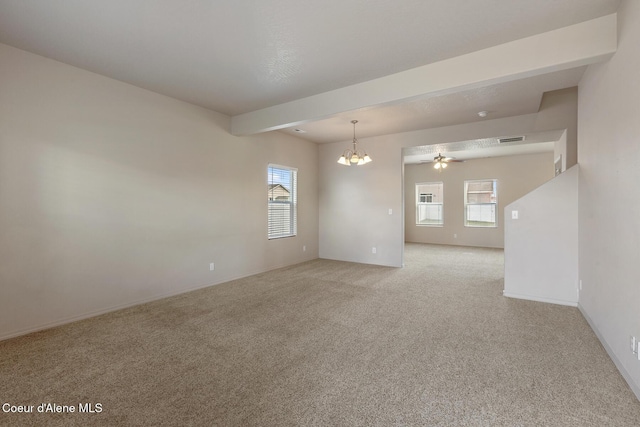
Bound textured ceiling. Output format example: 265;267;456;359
0;0;619;115
403;131;565;165
281;68;587;144
0;0;620;160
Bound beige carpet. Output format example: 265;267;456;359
1;243;639;426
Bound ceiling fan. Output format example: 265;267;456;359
421;153;464;170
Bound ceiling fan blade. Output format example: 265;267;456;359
418;154;464;164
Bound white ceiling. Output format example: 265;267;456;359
403;130;565;165
281;68;587;144
0;0;621;159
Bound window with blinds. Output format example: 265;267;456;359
268;164;297;239
464;179;497;227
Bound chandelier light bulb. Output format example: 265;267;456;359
337;120;372;166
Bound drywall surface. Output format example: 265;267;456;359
319;91;577;267
319;137;404;267
405;153;554;248
554;130;568;173
504;165;578;306
536;87;578;168
577;0;640;399
0;43;319;340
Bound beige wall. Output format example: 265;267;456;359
0;43;319;340
319;91;576;267
504;165;578;306
319;134;404;267
577;0;640;399
404;153;554;248
537;88;578;169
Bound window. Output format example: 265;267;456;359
268;164;297;239
416;182;443;226
419;193;433;203
464;179;497;227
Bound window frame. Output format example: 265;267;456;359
415;181;444;227
463;179;498;228
267;164;298;240
419;193;433;203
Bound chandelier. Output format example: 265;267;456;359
337;120;372;166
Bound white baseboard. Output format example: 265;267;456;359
0;256;318;342
0;281;226;342
503;291;578;307
578;304;640;402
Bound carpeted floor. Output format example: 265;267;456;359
1;243;639;426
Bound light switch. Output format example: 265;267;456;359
512;210;519;219
388;209;393;215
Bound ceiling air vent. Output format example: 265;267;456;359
498;136;525;144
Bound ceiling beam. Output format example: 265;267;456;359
231;13;616;136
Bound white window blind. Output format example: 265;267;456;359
268;165;297;239
464;179;497;227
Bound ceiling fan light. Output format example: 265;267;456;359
441;162;447;168
434;162;441;169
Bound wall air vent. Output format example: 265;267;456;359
498;136;525;143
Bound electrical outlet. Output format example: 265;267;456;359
372;247;377;254
303;245;306;252
631;336;637;353
512;210;519;219
453;234;457;239
579;279;582;291
209;262;215;271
